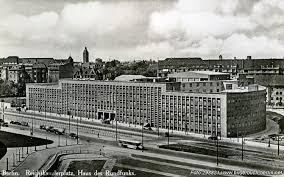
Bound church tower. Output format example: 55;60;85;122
83;47;89;63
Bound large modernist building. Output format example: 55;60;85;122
26;72;266;137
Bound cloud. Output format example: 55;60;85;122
0;1;151;59
147;0;284;59
251;0;284;27
133;42;175;58
179;37;224;57
149;0;255;42
221;34;284;58
1;12;58;42
0;0;283;60
59;2;141;40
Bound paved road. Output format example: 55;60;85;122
1;109;284;177
0;124;82;172
4;110;156;140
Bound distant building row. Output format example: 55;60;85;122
158;56;284;108
0;56;74;84
0;47;105;84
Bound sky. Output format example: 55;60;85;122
0;0;284;62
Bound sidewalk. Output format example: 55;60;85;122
13;144;85;177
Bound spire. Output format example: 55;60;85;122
83;46;89;63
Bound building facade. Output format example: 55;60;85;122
26;77;266;137
158;56;284;77
0;56;74;84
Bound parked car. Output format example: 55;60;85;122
101;119;111;124
69;133;78;139
0;119;4;123
54;128;65;135
46;126;55;132
1;122;8;127
164;132;169;137
10;121;15;124
208;136;218;140
13;121;22;125
40;125;47;130
21;122;29;127
269;134;284;141
143;127;152;131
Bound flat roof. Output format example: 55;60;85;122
222;85;266;93
168;71;230;78
57;78;177;85
189;71;230;75
114;75;146;81
26;83;58;86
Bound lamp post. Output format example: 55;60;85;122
216;135;219;166
68;110;71;134
167;119;170;148
44;89;47;123
278;135;280;156
31;106;34;136
76;116;79;145
185;121;187;135
142;120;144;148
2;102;5;122
115;117;118;141
58;134;60;147
241;135;244;161
237;122;239;142
203;125;206;138
171;120;173;134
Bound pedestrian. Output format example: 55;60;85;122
97;133;99;138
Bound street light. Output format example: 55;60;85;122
58;134;60;147
74;89;79;145
216;135;219;166
237;122;239;142
167;119;170;148
76;116;79;145
68;110;71;134
1;102;5;121
184;121;187;135
277;135;280;156
171;120;173;134
241;135;244;161
31;106;34;136
44;89;47;123
115;117;118;141
142;120;144;148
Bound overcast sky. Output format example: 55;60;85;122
0;0;284;62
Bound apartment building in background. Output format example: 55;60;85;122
0;56;74;84
158;56;284;108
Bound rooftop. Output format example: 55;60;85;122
168;71;229;78
222;85;266;93
190;71;229;75
114;75;146;82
